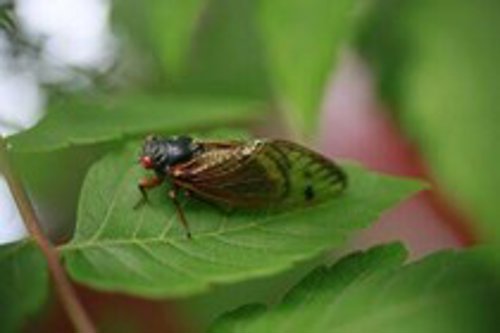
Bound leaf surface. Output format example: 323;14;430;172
210;244;500;333
259;0;357;138
357;0;500;241
62;143;422;298
8;95;262;152
174;0;271;99
114;0;208;75
0;241;48;332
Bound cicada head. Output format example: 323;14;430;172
139;135;200;173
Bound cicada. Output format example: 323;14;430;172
135;135;347;238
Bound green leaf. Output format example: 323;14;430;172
115;0;271;99
357;0;500;241
61;142;422;298
259;0;358;139
174;0;271;99
8;95;263;152
0;241;49;332
355;0;408;109
210;244;500;333
114;0;208;75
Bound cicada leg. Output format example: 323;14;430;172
168;186;192;239
134;176;164;209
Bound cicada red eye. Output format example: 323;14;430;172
140;156;154;169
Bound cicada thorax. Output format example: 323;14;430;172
170;139;346;209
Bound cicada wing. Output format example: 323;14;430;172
172;140;286;207
173;139;346;208
264;140;347;205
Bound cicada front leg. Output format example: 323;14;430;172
134;176;164;209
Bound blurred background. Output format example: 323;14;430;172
0;0;498;332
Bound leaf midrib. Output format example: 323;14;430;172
65;191;357;252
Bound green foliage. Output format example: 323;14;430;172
174;0;271;99
0;242;48;332
357;0;500;241
8;95;263;152
114;0;358;138
259;0;358;139
5;0;499;330
355;0;408;109
114;0;208;76
210;243;500;333
61;143;422;298
115;0;271;99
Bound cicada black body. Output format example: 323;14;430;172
136;135;347;238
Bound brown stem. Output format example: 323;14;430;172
0;137;96;333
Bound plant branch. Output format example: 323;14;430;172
0;137;96;333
